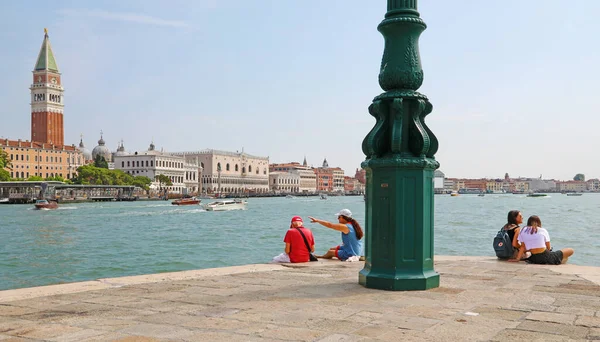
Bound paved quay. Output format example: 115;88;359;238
1;256;600;341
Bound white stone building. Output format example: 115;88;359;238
113;142;199;194
269;172;300;193
173;149;269;195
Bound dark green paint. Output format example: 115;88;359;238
359;0;439;291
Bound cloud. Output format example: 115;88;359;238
56;9;191;29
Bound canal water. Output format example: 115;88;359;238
1;194;598;291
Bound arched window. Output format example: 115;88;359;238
201;162;204;169
137;161;140;167
226;163;230;171
217;162;222;171
248;165;252;173
127;161;130;167
256;168;259;174
146;161;149;167
150;160;154;167
242;167;246;174
122;161;125;167
26;155;29;161
235;164;239;171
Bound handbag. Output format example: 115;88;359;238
295;227;318;262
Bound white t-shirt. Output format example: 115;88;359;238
518;226;551;250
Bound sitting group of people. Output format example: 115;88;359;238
500;210;574;264
273;208;363;263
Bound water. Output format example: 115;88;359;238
0;194;598;291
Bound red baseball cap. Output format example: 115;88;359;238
290;216;303;227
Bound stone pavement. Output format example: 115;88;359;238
1;256;600;341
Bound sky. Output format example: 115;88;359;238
1;0;600;180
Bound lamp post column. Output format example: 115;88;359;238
359;0;440;291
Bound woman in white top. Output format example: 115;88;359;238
509;215;574;264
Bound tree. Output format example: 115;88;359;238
94;155;108;169
132;176;152;190
573;174;585;181
156;174;173;187
0;169;9;181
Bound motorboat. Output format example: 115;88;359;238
450;191;459;197
204;199;248;211
172;197;201;205
566;193;583;196
0;198;9;204
285;195;296;199
319;193;328;200
478;193;485;197
34;199;58;210
527;193;547;197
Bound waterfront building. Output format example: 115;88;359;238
1;29;83;180
344;176;364;194
0;139;82;180
269;160;316;193
556;180;586;192
586;178;600;192
526;178;556;192
269;171;300;193
113;142;199;194
173;149;269;195
313;158;344;193
354;168;366;184
434;170;445;193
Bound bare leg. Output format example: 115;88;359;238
316;247;337;259
561;248;574;264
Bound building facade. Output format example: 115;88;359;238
113;142;199;194
269;161;317;193
174;149;269;195
269;171;300;193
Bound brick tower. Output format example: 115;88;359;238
30;28;64;146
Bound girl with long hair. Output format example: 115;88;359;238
308;208;363;261
509;215;574;264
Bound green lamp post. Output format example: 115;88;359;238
359;0;440;291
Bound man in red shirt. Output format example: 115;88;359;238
283;216;315;263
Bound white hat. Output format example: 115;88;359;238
335;209;352;218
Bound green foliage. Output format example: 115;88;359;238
94;155;109;169
73;165;149;189
0;169;10;181
132;176;152;190
0;149;10;169
156;174;173;186
573;174;585;181
27;176;44;181
45;175;65;182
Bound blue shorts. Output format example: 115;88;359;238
335;246;352;261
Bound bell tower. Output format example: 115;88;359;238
30;28;64;146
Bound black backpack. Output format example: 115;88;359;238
493;229;514;259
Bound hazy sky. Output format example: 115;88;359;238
1;1;599;180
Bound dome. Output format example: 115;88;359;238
114;140;130;157
92;133;112;162
145;140;161;155
77;137;93;161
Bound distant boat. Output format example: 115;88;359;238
285;195;296;199
320;193;328;200
204;199;247;211
527;193;547;197
478;193;485;197
34;199;58;210
171;197;201;205
0;198;8;204
450;191;459;197
566;193;583;196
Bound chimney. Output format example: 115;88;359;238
18;139;21;147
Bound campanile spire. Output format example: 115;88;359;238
31;28;64;146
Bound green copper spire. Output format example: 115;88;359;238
34;28;59;72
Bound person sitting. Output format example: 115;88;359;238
503;210;523;258
509;215;574;264
277;216;315;263
308;209;363;261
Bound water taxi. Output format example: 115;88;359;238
566;193;583;196
34;199;58;210
319;193;328;200
527;193;547;198
171;197;201;205
204;199;248;211
450;191;459;197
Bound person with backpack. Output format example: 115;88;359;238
493;210;524;259
509;215;574;264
